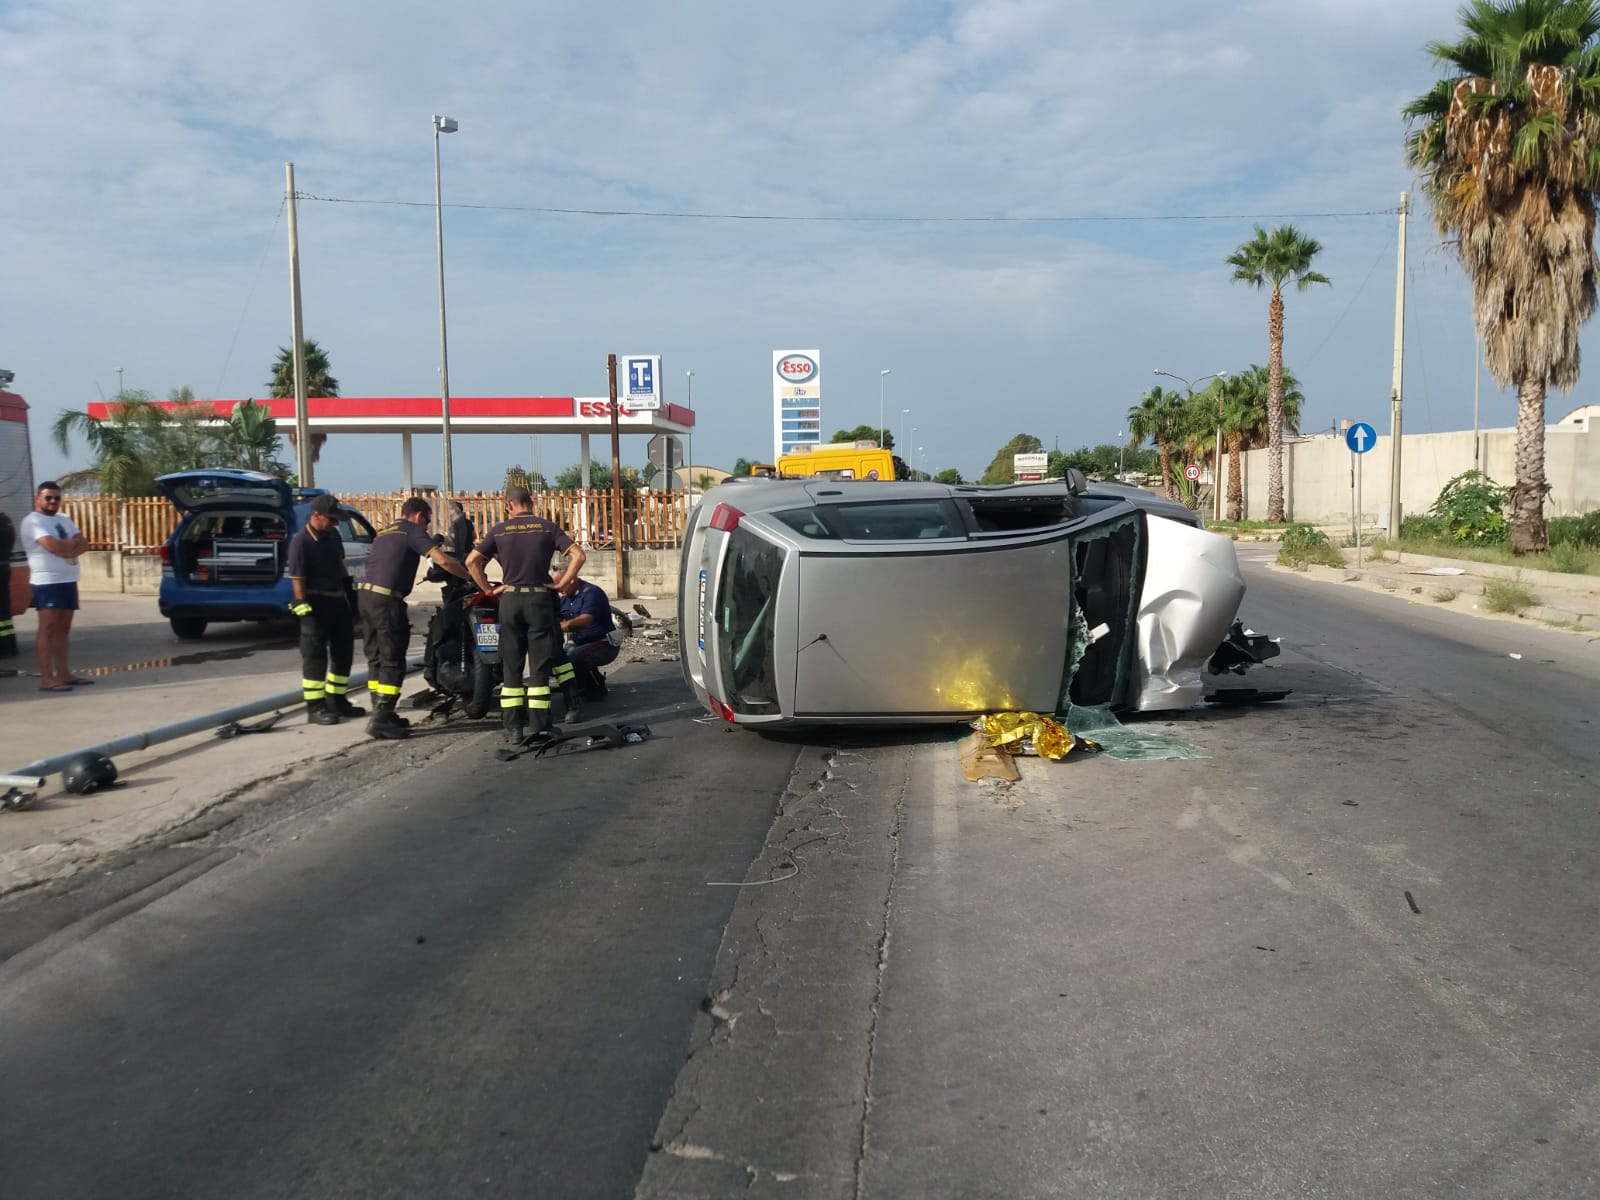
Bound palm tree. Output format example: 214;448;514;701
269;339;340;467
1226;226;1330;521
1404;0;1600;554
1219;366;1304;520
1126;385;1185;497
216;399;290;474
51;392;222;495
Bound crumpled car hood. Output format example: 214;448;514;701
1132;519;1247;710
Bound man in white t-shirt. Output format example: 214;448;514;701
19;481;90;692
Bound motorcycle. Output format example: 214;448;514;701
420;565;503;718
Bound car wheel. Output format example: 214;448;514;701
170;616;208;640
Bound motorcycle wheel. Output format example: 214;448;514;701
463;657;496;719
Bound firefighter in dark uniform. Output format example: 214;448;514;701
286;493;363;725
357;497;473;739
465;485;586;746
0;509;16;659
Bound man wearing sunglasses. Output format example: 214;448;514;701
20;482;89;691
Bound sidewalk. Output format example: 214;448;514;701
1263;545;1600;632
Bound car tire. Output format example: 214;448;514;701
170;616;208;640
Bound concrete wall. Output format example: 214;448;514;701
1238;423;1600;524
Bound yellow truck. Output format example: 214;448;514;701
773;442;901;481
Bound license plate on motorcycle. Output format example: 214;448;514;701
475;622;500;649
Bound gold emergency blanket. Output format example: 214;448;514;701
971;711;1087;761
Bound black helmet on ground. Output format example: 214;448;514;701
61;753;118;795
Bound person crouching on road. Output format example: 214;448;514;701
557;573;619;708
287;493;362;726
465;486;585;747
358;496;473;740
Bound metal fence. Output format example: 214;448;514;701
64;490;692;552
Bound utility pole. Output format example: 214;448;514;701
1473;331;1482;471
285;162;312;487
1387;191;1408;540
608;354;626;599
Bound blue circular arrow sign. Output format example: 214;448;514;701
1345;422;1377;454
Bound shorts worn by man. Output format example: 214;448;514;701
286;493;362;726
558;574;619;708
20;482;90;691
0;510;16;659
466;486;586;747
357;496;472;740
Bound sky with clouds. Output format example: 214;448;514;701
2;0;1579;491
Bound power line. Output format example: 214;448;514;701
295;192;1398;225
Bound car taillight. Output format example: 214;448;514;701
708;503;744;533
707;694;735;723
158;544;172;565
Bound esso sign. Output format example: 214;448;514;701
776;355;818;384
579;399;636;418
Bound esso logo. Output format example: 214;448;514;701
776;355;818;383
579;400;635;418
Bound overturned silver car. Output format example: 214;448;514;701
677;475;1260;727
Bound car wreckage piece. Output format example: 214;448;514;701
678;477;1271;729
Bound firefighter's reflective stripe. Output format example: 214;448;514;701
500;686;527;709
367;681;402;697
527;685;552;711
0;619;13;635
302;678;326;701
325;672;351;696
553;661;576;685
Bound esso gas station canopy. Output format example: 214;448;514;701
83;394;698;488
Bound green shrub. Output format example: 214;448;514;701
1482;579;1539;614
1547;511;1600;549
1401;514;1449;541
1432;587;1459;602
1278;523;1345;568
1427;471;1509;543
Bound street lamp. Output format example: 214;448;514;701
900;408;911;461
433;114;459;496
1153;368;1227;511
878;369;892;448
1117;428;1125;480
685;370;695;503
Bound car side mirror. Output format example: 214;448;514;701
1063;468;1087;495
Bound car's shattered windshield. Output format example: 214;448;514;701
716;528;784;714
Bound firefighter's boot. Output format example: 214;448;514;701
500;704;527;746
367;697;410;740
332;694;368;719
560;683;584;726
307;698;342;726
0;614;17;659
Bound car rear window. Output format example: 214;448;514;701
716;528;785;715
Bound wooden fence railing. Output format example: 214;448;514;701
64;490;692;552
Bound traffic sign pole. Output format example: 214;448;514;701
1343;422;1378;565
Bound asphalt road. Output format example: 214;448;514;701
3;556;1599;1199
0;665;801;1199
